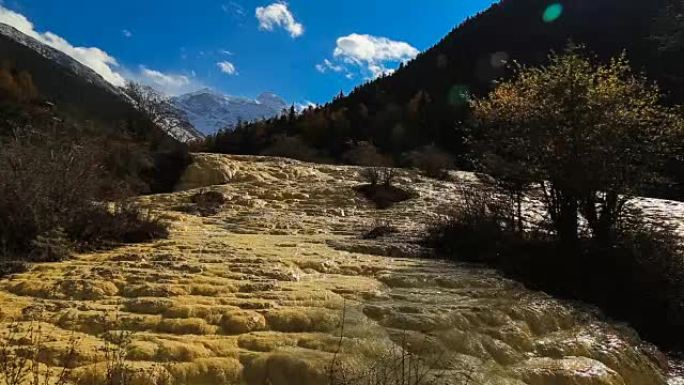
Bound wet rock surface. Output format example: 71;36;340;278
1;154;682;385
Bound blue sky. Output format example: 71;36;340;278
0;0;499;104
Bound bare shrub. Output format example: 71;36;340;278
67;203;169;248
343;142;392;168
344;141;397;190
361;168;396;187
30;228;72;262
428;186;684;349
361;168;382;186
0;130;109;257
354;182;416;210
261;135;325;163
329;343;439;385
593;214;684;339
185;191;227;216
380;169;396;187
425;186;516;262
74;316;174;385
0;129;169;264
406;145;454;180
363;220;398;240
0;323;78;385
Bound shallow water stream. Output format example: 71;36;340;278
1;154;682;385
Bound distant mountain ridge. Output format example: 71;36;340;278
0;22;202;142
0;23;124;100
171;89;287;135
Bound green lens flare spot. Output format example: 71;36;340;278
543;3;563;23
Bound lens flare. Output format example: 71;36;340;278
543;3;563;23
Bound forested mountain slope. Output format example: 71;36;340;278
206;0;683;198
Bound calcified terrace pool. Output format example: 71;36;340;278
2;154;683;385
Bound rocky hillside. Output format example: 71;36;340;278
0;155;683;385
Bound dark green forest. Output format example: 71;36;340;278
204;0;684;199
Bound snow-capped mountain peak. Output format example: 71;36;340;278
257;92;287;110
171;89;288;135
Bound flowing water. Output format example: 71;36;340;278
1;154;682;385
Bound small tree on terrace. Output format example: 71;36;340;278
471;47;683;246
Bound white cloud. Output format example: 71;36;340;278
140;67;190;87
219;49;233;56
295;100;317;111
332;33;418;78
217;61;237;75
129;66;203;95
122;29;132;38
334;34;419;64
223;2;245;16
0;5;126;87
255;2;303;38
315;59;344;73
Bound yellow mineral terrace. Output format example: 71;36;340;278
2;154;683;385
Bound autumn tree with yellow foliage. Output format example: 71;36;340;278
471;47;684;245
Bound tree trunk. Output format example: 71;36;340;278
516;191;524;234
595;191;619;245
557;196;579;247
581;191;619;245
541;182;580;247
